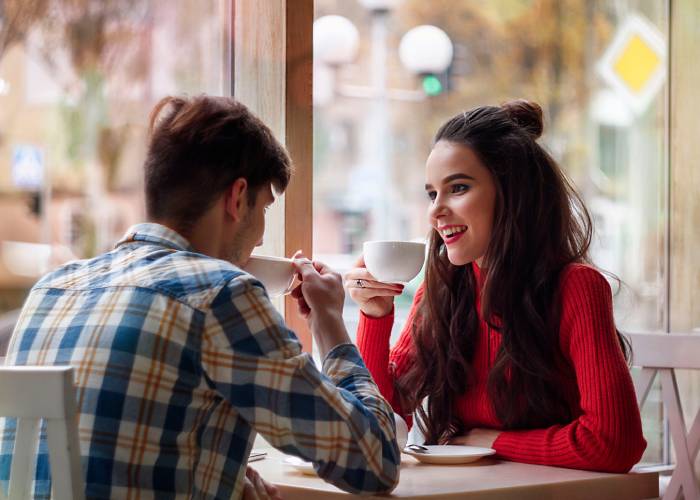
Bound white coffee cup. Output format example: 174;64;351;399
242;254;295;297
363;240;426;283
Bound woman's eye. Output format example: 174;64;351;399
451;184;470;194
426;191;437;201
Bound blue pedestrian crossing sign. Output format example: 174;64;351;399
12;145;45;190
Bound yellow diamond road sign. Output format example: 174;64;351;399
597;14;666;115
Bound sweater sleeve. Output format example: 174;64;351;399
492;266;646;473
356;284;425;420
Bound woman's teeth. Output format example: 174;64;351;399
440;226;467;237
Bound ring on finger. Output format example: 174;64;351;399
356;279;365;288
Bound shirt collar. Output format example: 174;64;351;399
115;222;195;252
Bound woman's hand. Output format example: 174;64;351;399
448;428;500;448
343;255;404;318
242;466;283;500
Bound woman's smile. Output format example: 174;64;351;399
438;224;468;245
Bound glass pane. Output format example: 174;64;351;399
314;0;667;465
0;1;229;334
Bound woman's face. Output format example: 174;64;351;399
425;140;497;267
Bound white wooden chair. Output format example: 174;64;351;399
630;333;700;500
0;366;84;500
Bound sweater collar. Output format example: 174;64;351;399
472;260;487;320
472;260;485;290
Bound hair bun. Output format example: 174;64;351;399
502;99;544;139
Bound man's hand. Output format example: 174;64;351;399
291;253;351;358
242;466;283;500
447;428;500;448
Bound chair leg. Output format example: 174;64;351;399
665;406;700;500
8;418;40;500
660;369;700;500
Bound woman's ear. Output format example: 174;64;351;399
224;178;248;222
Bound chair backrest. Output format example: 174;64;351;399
630;333;700;370
0;366;84;500
629;333;700;500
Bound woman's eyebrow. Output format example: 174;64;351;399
443;173;476;183
425;173;476;190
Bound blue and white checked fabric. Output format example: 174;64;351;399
0;223;400;499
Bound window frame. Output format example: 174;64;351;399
232;0;313;351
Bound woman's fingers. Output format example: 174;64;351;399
345;278;403;292
344;263;402;318
345;268;403;288
348;288;403;300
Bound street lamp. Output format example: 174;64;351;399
313;15;360;67
399;25;454;74
313;15;360;107
313;16;453;101
313;4;454;241
399;25;453;96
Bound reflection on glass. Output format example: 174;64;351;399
0;1;227;322
313;0;668;465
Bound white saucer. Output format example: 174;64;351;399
282;456;317;475
402;445;496;464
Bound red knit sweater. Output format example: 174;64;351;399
356;263;646;473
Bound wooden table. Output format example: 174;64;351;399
253;447;658;499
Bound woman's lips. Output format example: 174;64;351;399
443;229;466;245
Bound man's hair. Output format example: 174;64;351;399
144;95;292;234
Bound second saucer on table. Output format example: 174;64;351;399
402;445;495;465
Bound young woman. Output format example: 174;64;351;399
344;100;646;473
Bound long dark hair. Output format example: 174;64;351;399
397;100;629;444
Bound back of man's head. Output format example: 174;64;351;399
144;95;292;235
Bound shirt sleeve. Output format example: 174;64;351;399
201;274;400;495
356;284;425;423
492;266;646;472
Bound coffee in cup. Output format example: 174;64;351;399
242;254;295;297
363;240;426;283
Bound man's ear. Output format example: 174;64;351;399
224;178;248;222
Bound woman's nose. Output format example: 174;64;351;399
428;196;449;220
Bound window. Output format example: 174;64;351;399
0;0;230;312
313;0;669;464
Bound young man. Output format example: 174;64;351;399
0;96;400;499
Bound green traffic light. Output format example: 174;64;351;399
422;75;443;96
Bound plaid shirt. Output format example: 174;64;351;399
0;223;400;499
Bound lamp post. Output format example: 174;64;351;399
359;0;393;240
314;3;453;242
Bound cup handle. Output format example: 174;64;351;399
281;276;296;296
